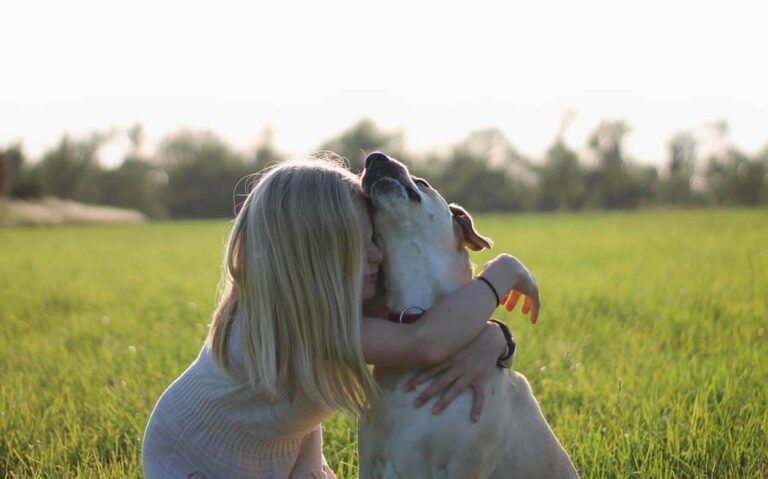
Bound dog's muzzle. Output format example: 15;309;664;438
369;177;411;204
362;152;421;204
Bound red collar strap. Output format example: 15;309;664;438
387;312;424;323
386;306;427;324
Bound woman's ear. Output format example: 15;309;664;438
449;203;493;251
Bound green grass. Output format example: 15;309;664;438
1;210;766;478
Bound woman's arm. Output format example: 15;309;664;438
360;318;426;368
361;253;538;368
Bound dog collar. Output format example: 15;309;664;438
387;306;427;324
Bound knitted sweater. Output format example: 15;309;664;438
142;320;337;479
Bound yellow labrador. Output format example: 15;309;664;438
359;152;578;479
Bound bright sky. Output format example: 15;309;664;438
2;0;767;168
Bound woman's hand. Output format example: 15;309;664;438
482;254;540;324
402;321;507;422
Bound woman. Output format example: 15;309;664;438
142;158;539;478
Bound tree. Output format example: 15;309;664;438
536;139;586;211
704;148;766;206
250;127;286;173
33;133;107;203
0;145;24;197
758;146;768;204
100;127;168;218
429;129;533;212
158;129;251;218
585;120;655;208
657;131;699;205
700;121;768;206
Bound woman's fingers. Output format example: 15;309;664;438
404;362;450;392
413;369;461;407
530;293;540;324
504;290;522;311
431;376;472;414
522;296;532;314
504;289;540;324
470;385;486;422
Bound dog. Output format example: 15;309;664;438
358;152;578;478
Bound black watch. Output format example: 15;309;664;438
488;319;516;369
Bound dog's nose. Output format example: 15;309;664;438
365;152;390;169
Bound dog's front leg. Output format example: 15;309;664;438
491;372;579;479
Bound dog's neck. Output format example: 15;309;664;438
379;236;472;314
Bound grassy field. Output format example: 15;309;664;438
1;209;766;478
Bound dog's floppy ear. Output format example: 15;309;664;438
449;203;493;251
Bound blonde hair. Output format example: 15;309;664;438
207;157;379;417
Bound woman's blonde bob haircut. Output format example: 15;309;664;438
207;157;379;417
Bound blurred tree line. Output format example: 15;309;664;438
1;118;767;219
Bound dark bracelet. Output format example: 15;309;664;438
476;276;500;307
488;319;516;369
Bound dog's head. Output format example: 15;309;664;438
361;152;493;309
362;151;493;253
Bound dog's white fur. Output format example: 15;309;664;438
359;154;578;479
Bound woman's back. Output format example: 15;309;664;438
142;319;336;479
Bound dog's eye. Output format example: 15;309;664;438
413;177;431;189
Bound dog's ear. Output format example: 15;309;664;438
449;203;493;251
